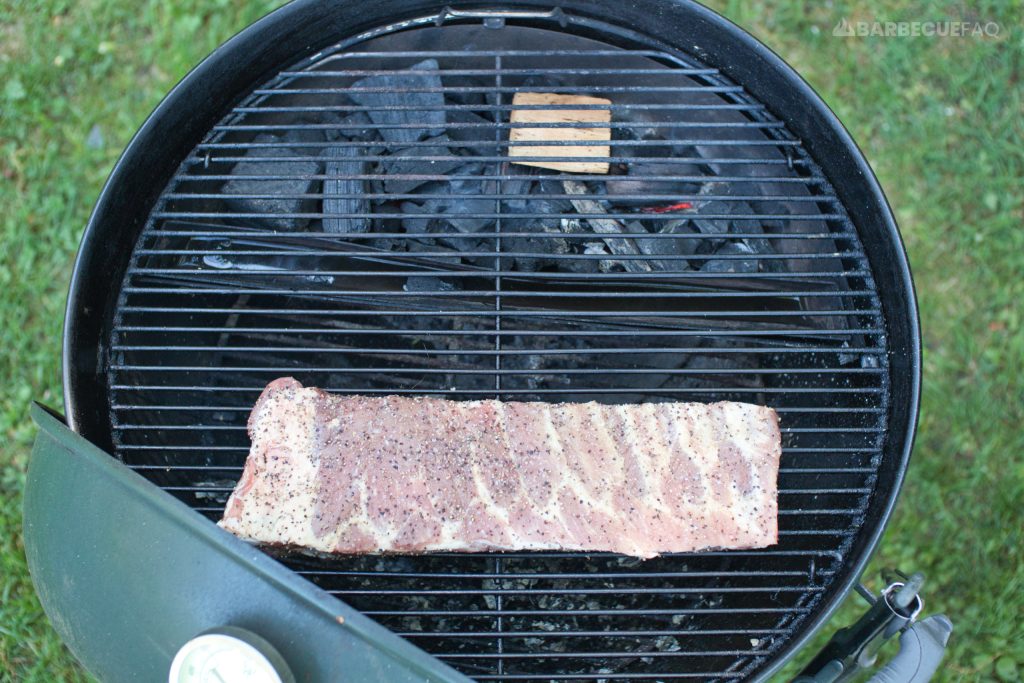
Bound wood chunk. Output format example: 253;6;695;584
509;92;611;174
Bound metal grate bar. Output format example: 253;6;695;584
110;346;886;355
112;326;882;336
115;307;880;317
159;192;836;203
400;629;787;638
439;651;760;659
120;288;880;298
359;608;808;617
109;366;886;376
141;229;850;238
471;674;744;680
327;587;824;596
110;385;887;395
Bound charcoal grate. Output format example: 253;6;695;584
106;15;889;682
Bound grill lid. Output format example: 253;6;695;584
64;4;918;681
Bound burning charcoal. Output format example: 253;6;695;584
349;59;445;144
688;182;761;240
702;241;759;273
223;133;322;231
322;144;369;234
562;179;652;274
381;135;464;195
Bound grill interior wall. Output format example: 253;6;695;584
106;21;888;681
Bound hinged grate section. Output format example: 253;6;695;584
106;16;889;682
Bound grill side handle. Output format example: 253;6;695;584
795;574;952;683
23;403;471;683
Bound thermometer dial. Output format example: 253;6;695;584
169;630;292;683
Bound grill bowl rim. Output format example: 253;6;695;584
60;0;921;678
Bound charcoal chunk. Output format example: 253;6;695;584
440;74;489;108
400;200;433;233
690;200;733;237
562;180;652;274
404;276;457;292
702;241;759;273
223;133;322;231
505;220;571;271
503;176;577;269
349;59;445;144
433;165;495;233
605;161;703;207
381;135;464;195
324;111;385;154
333;111;376;140
281;127;327;156
396;163;495;234
445;109;497;156
630;220;694;271
322;144;369;234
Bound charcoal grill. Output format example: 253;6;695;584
26;1;933;681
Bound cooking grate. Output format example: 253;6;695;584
105;15;888;682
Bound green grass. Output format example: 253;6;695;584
1;1;1021;680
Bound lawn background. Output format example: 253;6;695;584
1;1;1021;680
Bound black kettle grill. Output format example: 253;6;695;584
25;1;950;681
